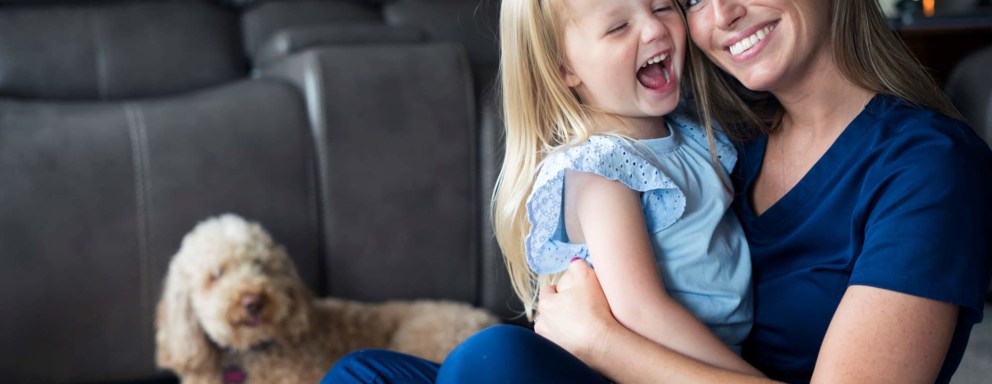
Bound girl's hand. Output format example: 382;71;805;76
535;259;618;362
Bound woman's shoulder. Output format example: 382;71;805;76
861;95;992;182
870;95;979;142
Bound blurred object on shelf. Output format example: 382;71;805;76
891;0;991;23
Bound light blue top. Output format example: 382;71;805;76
524;112;753;351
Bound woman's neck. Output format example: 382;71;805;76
772;53;874;139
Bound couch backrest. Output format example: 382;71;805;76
0;0;247;100
263;42;481;303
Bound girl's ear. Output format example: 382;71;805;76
561;63;581;88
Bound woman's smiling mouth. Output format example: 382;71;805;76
726;22;778;58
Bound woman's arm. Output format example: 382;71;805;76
812;285;958;382
538;260;960;383
562;170;760;376
536;259;775;383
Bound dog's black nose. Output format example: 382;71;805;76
241;294;264;316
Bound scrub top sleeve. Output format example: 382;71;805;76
849;126;992;324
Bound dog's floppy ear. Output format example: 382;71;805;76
279;246;314;344
154;255;220;375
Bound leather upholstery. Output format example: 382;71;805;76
383;0;501;68
0;0;246;100
254;24;425;67
263;43;479;303
242;0;382;58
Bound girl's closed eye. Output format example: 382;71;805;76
606;22;628;36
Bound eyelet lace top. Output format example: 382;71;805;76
524;112;737;275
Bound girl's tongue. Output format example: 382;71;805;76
637;62;670;90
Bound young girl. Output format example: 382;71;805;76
492;0;761;377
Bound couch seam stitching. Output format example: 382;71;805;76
125;102;152;364
92;9;109;98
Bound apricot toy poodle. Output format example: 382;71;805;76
155;214;499;384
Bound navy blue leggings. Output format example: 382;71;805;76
321;325;610;383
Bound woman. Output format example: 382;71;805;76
536;0;992;382
324;0;991;382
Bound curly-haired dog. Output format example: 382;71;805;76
155;214;499;384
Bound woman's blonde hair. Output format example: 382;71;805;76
492;0;720;319
696;0;963;137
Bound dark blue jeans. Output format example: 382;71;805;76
321;325;610;383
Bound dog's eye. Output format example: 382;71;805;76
210;266;223;280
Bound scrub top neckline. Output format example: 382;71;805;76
741;94;885;233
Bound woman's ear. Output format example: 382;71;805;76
561;63;582;88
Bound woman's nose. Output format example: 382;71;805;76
712;0;746;30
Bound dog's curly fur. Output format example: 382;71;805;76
155;214;499;384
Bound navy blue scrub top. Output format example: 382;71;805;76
734;95;992;383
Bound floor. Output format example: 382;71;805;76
951;304;992;384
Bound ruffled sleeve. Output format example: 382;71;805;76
667;112;738;175
524;136;686;275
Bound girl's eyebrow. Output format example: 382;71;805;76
571;2;625;24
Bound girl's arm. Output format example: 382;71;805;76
537;259;959;383
561;170;760;376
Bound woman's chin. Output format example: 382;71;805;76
735;74;779;93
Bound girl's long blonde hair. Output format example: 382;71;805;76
695;0;963;137
492;0;720;319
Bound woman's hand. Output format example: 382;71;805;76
535;259;618;362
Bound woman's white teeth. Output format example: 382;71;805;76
641;53;668;68
663;67;670;83
729;25;773;56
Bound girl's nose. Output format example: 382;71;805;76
641;16;671;45
712;0;746;30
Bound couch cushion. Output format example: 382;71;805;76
0;0;246;100
263;43;481;304
383;0;500;68
253;24;425;67
0;78;318;382
241;0;383;58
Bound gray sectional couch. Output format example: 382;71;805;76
0;0;514;382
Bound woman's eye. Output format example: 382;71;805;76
682;0;701;8
607;23;628;36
